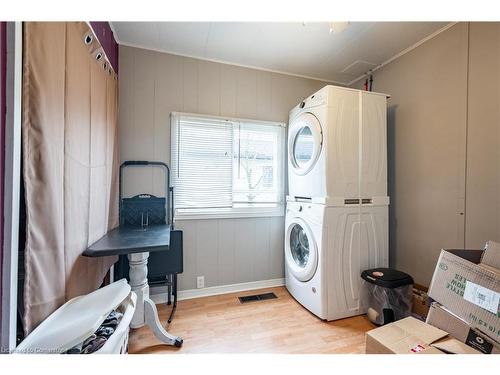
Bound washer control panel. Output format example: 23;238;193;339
286;201;324;224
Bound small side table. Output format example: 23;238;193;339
83;224;183;347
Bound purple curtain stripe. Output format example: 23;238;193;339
90;22;119;73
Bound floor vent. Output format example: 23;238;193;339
238;292;277;303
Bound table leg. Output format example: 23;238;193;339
128;252;183;347
128;252;149;328
144;298;183;347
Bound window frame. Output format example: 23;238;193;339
170;112;286;221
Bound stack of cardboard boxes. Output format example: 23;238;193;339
366;241;500;354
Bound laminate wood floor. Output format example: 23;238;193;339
128;286;375;354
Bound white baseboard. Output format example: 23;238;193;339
150;278;285;304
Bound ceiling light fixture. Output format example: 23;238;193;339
329;22;349;34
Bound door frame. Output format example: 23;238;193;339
1;21;22;352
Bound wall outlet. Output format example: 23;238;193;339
197;276;205;289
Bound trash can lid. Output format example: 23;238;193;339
15;279;131;354
361;268;414;288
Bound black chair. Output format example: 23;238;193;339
115;161;183;324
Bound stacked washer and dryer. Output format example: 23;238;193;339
284;85;389;321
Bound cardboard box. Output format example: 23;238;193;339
428;248;500;343
483;241;500;270
427;302;500;354
412;286;430;320
365;317;480;354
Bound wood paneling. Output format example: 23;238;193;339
220;64;238;117
119;46;327;292
195;220;219;287
236;67;257;118
217;220;236;285
269;217;285;278
254;219;271;280
233;218;256;283
198;60;220;116
174;217;285;291
257;71;273;119
182;58;198;113
128;286;374;354
465;23;500;248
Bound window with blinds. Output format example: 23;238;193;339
171;113;285;219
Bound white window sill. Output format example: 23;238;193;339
174;204;285;221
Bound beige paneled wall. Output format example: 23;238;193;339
351;22;500;286
465;23;500;248
118;46;327;291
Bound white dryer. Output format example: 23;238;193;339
288;85;388;204
285;201;388;321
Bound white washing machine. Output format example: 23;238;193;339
285;201;388;321
285;201;327;318
288;85;388;204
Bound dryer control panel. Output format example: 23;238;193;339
289;88;327;120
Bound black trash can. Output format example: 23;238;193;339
361;268;414;325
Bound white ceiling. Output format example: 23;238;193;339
111;22;450;85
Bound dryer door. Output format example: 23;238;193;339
285;218;318;282
288;112;323;176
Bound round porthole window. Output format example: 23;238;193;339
293;126;314;168
289;223;310;268
285;218;318;282
288;112;322;176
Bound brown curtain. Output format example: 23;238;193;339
22;22;119;333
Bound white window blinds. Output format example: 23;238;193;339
171;113;285;216
171;114;233;209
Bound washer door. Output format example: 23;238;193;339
285;218;318;282
288;112;323;176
